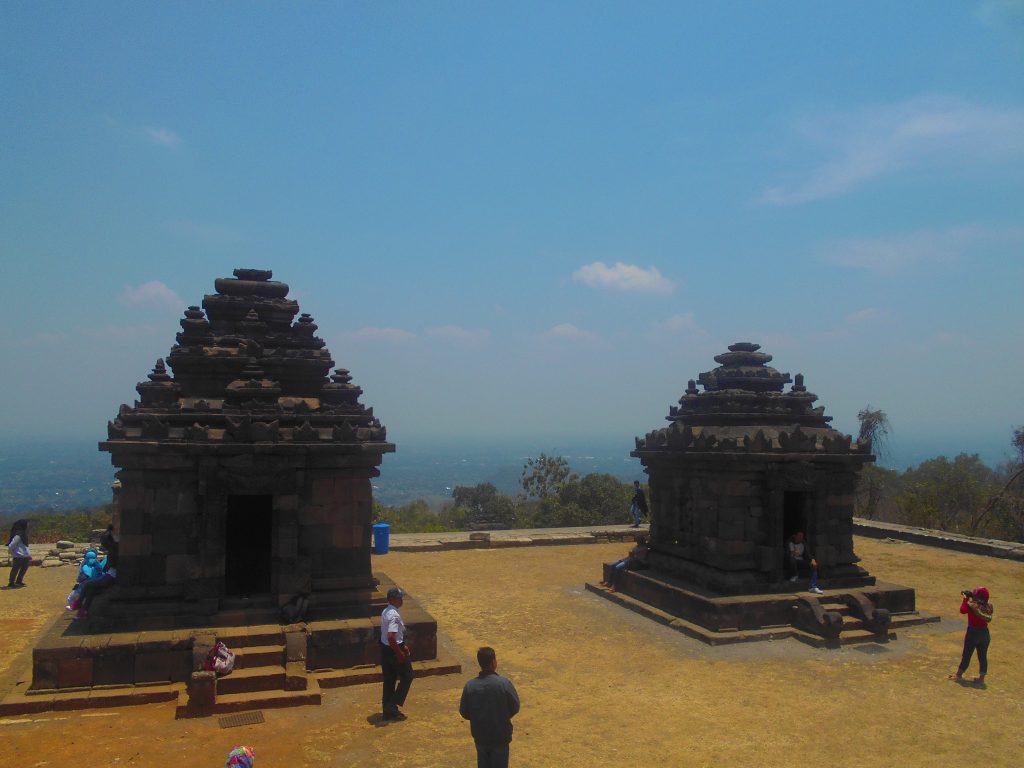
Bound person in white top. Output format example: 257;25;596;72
7;519;31;588
380;586;413;720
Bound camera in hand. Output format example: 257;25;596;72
961;590;974;599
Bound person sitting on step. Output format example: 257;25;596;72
786;531;823;595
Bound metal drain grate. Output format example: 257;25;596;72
218;711;265;729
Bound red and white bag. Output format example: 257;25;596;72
203;641;235;675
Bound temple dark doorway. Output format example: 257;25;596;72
225;494;273;596
783;491;809;543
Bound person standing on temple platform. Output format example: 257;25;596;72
380;586;413;720
629;481;648;528
6;519;31;588
460;646;520;768
949;586;993;686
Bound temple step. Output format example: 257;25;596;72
315;655;463;689
233;644;286;669
216;665;287;695
178;680;322;716
208;624;286;648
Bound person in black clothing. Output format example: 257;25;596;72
459;647;520;768
629;481;648;528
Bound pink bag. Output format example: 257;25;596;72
203;641;236;675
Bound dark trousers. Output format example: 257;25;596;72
958;626;991;676
380;643;413;715
79;572;115;609
475;744;510;768
8;557;30;585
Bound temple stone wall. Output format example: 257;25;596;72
95;269;394;629
632;343;875;595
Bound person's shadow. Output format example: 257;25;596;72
367;712;406;727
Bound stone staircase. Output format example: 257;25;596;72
177;627;320;717
587;580;938;648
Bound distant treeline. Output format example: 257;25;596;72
7;449;1023;545
375;455;636;533
855;452;1024;543
0;505;113;544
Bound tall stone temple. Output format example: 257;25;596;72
592;342;936;647
25;269;457;716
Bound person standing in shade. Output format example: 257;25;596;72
629;481;648;528
460;646;520;768
380;586;413;720
6;519;31;588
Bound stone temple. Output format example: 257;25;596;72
591;343;936;647
27;269;457;714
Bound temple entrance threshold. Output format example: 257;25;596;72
225;495;272;597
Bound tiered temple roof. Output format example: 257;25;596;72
633;342;870;457
102;268;393;454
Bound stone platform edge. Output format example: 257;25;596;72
853;518;1024;562
383;526;645;553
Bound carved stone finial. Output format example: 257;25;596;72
792;373;806;392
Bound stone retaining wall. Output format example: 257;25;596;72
852;518;1024;562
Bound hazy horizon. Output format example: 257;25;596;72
2;3;1022;468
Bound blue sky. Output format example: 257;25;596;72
2;2;1022;467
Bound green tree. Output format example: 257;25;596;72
520;454;576;499
854;464;901;520
557;473;633;525
857;406;891;459
450;482;515;529
896;454;993;532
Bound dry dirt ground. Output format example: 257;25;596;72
1;537;1021;767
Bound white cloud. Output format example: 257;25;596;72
845;307;887;325
820;225;1024;275
345;326;416;343
542;323;598;342
146;127;182;149
426;325;490;344
118;281;183;311
762;96;1024;205
653;312;701;334
573;261;675;294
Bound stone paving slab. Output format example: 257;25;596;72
383;524;645;553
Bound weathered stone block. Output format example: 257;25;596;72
57;657;94;688
120;533;153;557
187;670;217;711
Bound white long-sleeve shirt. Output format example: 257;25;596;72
8;534;30;559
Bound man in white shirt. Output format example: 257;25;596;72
380;586;413;720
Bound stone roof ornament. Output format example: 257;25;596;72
634;342;871;457
101;268;394;451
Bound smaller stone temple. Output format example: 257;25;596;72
591;342;936;647
22;269;458;716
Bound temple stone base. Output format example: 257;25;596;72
14;573;459;717
588;566;939;648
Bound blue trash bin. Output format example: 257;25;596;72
372;523;390;555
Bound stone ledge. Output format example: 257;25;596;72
385;526;645;553
853;519;1024;562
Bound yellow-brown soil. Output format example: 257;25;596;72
1;537;1021;767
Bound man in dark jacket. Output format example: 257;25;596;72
459;647;521;768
